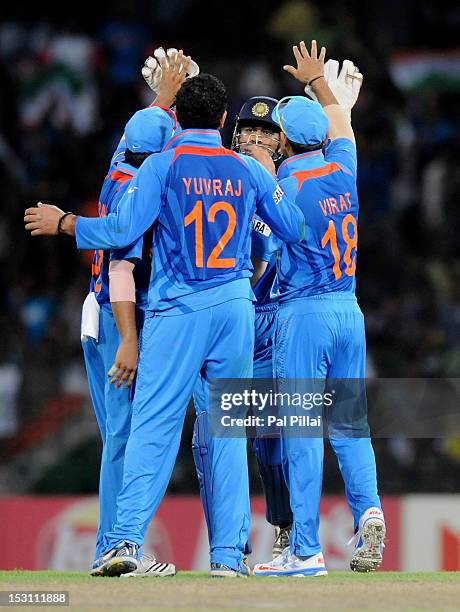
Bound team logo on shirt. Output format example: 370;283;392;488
273;185;284;205
251;102;270;118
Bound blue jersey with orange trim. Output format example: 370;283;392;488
276;138;359;300
89;162;151;308
76;129;304;315
251;216;281;306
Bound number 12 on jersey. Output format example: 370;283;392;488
321;213;358;280
184;199;236;269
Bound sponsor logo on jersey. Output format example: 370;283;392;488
273;185;284;205
252;219;272;237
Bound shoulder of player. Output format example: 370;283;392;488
137;150;174;180
324;137;357;158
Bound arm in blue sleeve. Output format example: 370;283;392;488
251;216;282;261
110;233;144;263
324;137;357;176
76;156;164;250
249;159;305;243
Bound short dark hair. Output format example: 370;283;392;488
175;73;227;130
125;149;152;168
287;138;324;155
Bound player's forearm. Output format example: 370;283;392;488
111;301;138;342
251;257;269;287
258;190;305;243
109;259;137;342
311;79;355;143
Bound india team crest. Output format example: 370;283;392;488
251;102;270;118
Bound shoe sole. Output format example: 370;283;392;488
350;519;386;573
254;569;328;577
104;557;138;577
121;567;177;578
210;571;248;578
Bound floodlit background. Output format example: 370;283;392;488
0;0;459;571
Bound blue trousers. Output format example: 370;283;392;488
192;302;292;548
252;304;292;528
274;293;381;557
104;299;254;569
82;305;134;559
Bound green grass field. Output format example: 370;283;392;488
1;571;459;611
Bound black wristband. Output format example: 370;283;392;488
57;212;74;235
308;75;324;87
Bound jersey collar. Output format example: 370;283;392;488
116;161;137;175
164;129;223;150
277;150;326;181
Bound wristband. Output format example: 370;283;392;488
57;212;74;235
308;75;324;87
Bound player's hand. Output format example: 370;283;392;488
108;339;138;389
142;47;199;94
24;202;65;236
305;59;363;112
245;145;276;177
155;49;191;107
283;40;326;86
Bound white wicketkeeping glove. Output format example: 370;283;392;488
141;47;200;93
305;59;363;118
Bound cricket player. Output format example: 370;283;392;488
253;41;385;577
69;51;192;578
25;73;304;577
233;97;293;554
192;95;294;562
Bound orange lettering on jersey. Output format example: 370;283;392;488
224;179;234;197
182;177;192;195
329;197;339;214
235;179;242;197
203;178;212;196
213;179;223;196
319;199;328;216
339;194;349;211
345;192;352;207
193;178;203;195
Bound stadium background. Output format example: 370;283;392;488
0;0;459;571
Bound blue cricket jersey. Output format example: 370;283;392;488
89;162;150;309
275;138;359;300
251;216;281;307
76;129;304;315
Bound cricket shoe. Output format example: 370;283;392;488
121;552;176;578
210;561;250;578
349;507;386;573
253;548;327;577
90;541;139;577
273;524;292;559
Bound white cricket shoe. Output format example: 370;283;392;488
121;552;176;577
253;547;327;577
350;506;386;573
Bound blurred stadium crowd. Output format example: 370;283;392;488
1;0;459;495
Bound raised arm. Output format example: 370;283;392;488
283;40;362;143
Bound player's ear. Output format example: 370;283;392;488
280;132;290;155
219;110;227;129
